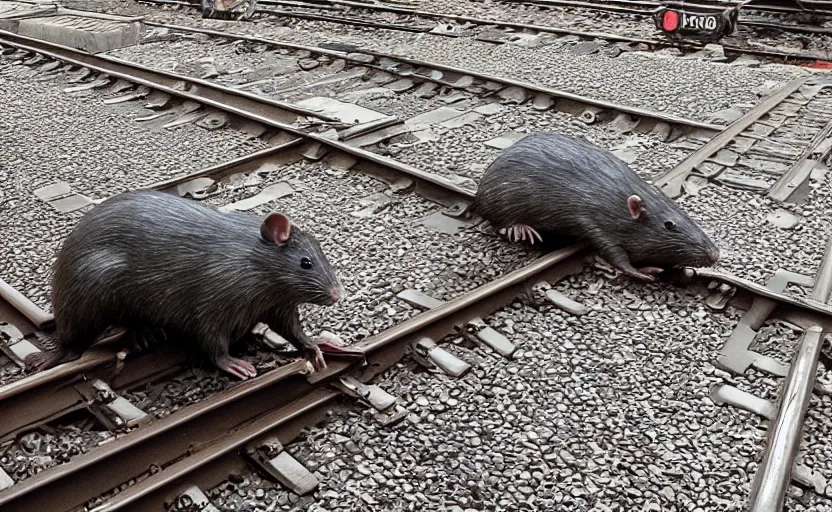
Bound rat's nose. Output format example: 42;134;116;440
329;285;343;303
708;248;720;265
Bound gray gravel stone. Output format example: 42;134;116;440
7;3;832;511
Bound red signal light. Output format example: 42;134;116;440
662;10;680;31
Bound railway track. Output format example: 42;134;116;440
2;15;832;511
503;0;832;18
45;1;825;126
0;244;588;511
97;20;832;206
132;22;722;131
3;181;832;509
0;28;597;511
0;17;729;134
248;0;832;38
139;0;832;64
0;21;734;205
494;0;832;59
657;73;832;201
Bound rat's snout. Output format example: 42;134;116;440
707;247;720;265
329;284;344;303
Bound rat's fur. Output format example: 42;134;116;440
27;191;342;378
472;133;719;280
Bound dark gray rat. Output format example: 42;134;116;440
472;132;720;281
27;190;345;380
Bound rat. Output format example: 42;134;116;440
471;132;720;281
26;190;346;380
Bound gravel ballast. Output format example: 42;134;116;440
205;264;832;511
3;2;832;510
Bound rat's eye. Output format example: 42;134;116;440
664;220;677;231
300;257;313;269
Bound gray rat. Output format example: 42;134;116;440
471;132;720;281
26;191;345;380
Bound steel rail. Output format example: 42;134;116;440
502;0;657;15
310;243;587;385
0;279;47;367
142;0;830;63
0;338;116;404
0;278;52;329
655;76;811;198
139;120;404;195
0;244;588;511
146;0;656;43
747;235;832;511
274;0;832;43
94;394;337;512
255;0;829;19
90;389;340;512
251;5;830;61
500;0;832;34
257;6;431;32
768;118;832;203
252;1;656;44
694;268;832;331
742;19;832;35
812;238;832;304
0;30;476;202
143;21;726;132
138;137;305;192
0;348;188;441
0;29;333;124
0;345;115;439
0;360;312;512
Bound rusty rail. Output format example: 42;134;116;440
0;339;188;441
90;389;340;512
0;360;310;511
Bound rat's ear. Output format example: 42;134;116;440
261;213;292;244
627;195;647;220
